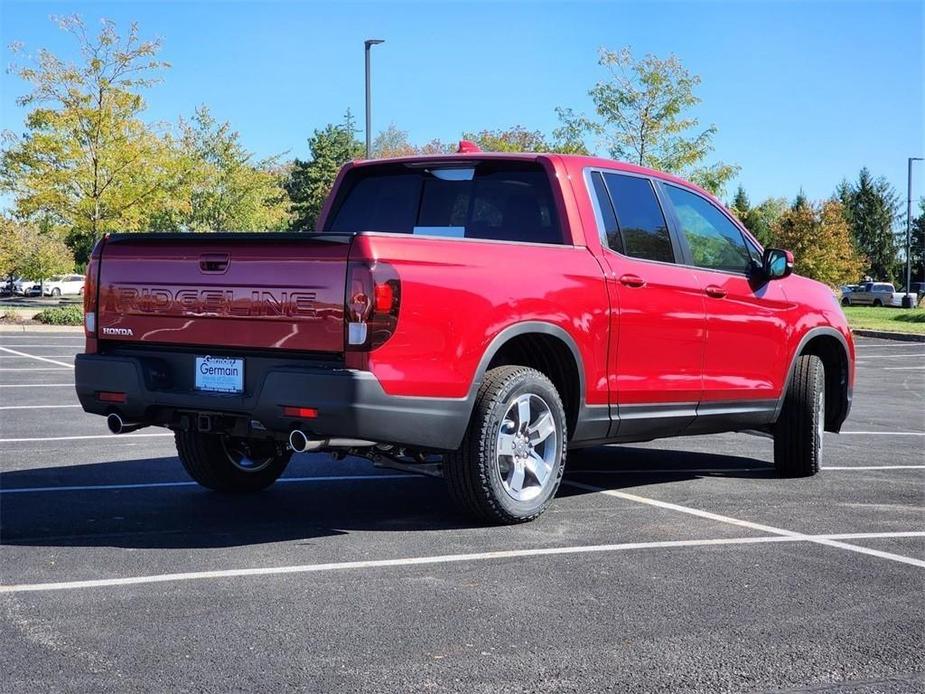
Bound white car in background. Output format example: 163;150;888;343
41;274;85;297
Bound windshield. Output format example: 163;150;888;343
325;161;563;245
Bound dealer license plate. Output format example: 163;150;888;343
195;356;244;393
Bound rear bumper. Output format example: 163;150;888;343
74;353;470;451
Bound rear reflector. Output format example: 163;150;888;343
282;406;318;419
97;391;127;404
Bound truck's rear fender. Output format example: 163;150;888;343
349;232;611;440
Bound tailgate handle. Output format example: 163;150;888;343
199;253;229;273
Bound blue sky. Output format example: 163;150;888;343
1;0;922;204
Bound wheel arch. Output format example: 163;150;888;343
776;327;852;432
471;322;585;437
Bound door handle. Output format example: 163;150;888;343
619;274;646;288
199;253;230;273
705;285;727;299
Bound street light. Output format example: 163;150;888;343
364;39;385;159
904;156;923;308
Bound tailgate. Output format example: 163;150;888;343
96;233;352;353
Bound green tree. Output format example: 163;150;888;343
837;168;900;282
152;106;289;231
0;216;30;282
461;126;550;153
1;16;175;265
908;199;925;285
771;199;864;288
285;111;362;231
728;187;786;247
729;185;750;218
557;47;738;195
372;124;418;158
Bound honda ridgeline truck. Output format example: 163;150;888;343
75;146;854;524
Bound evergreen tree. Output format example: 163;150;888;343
838;168;900;282
285;111;362;231
730;186;750;217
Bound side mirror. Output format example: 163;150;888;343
763;248;794;280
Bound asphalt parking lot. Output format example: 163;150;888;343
1;330;923;693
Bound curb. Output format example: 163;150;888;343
852;329;925;343
0;324;84;334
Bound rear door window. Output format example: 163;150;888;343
602;173;674;263
327;162;562;245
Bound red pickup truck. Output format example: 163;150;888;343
76;149;854;523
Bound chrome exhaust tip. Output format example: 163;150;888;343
107;412;147;435
289;429;314;453
107;412;126;434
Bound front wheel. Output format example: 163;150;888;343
873;299;883;307
444;366;567;524
50;287;61;297
773;355;825;477
841;297;850;306
175;431;292;492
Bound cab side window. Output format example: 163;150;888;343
602;173;674;263
664;184;752;273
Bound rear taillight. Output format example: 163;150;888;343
345;261;400;350
83;238;105;353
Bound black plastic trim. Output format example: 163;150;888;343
775;327;853;431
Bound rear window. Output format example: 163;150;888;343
325;162;563;244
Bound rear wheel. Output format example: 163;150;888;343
773;355;825;477
445;366;566;524
841;297;850;306
873;299;883;307
51;287;61;297
175;431;291;492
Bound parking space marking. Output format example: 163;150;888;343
0;367;72;371
0;474;422;494
1;531;922;595
883;366;925;371
0;355;80;358
0;433;173;443
0;404;80;410
0;383;74;388
839;431;925;436
571;465;925;474
564;480;925;569
0;346;74;368
823;465;925;470
854;354;925;359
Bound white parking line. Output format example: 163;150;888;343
571;465;925;474
0;383;74;388
0;433;173;443
0;404;80;410
839;431;925;436
563;480;925;569
0;346;74;368
883;366;925;371
1;531;921;595
0;474;422;494
823;465;925;470
858;354;925;361
0;367;72;371
0;336;83;339
0;355;79;358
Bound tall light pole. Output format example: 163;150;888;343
904;156;923;308
364;39;385;159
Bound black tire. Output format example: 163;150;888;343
175;431;291;492
444;365;567;524
873;299;882;307
51;287;61;297
841;297;850;306
773;354;825;477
